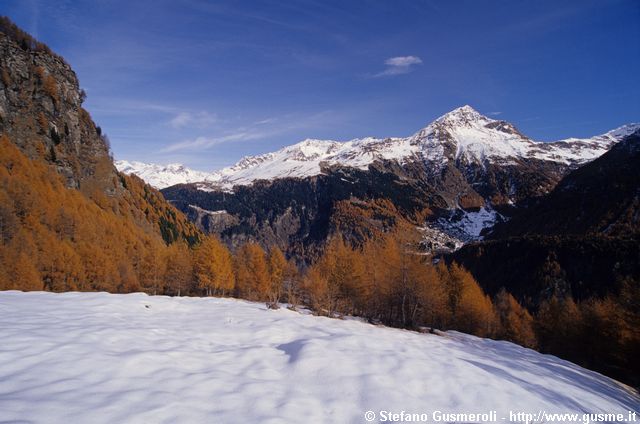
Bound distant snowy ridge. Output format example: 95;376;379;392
114;160;218;190
1;291;638;423
116;106;639;189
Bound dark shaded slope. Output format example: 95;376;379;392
450;132;640;307
490;131;640;239
450;236;640;307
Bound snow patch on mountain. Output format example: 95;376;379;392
428;206;505;246
188;204;227;215
1;291;638;423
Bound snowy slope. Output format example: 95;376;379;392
0;291;638;424
116;106;639;190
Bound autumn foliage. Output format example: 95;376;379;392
0;138;499;342
534;287;640;385
0;135;196;293
194;237;234;296
298;230;498;338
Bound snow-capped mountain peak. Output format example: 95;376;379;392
434;104;491;127
409;107;536;165
116;106;638;190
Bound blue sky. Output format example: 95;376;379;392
3;0;639;170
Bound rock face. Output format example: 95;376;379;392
0;23;116;195
0;18;201;246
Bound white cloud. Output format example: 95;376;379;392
375;55;423;77
169;112;191;128
254;117;277;125
160;110;340;153
169;111;218;129
385;56;422;67
161;131;264;153
87;98;178;115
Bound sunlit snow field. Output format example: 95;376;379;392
0;291;638;423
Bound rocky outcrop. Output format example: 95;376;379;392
0;24;117;195
0;18;201;246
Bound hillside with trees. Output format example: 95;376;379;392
449;132;640;385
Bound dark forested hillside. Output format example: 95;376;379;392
450;236;640;306
447;133;640;385
162;163;436;261
490;131;640;239
452;132;640;305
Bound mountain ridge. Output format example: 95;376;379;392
153;107;638;257
117;106;639;190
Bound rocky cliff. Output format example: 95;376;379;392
0;17;200;246
0;19;118;196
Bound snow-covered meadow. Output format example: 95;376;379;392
0;291;638;423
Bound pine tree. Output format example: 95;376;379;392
494;288;537;348
267;246;287;306
49;241;84;292
415;260;447;330
579;297;624;368
235;242;269;300
319;236;367;315
445;263;496;337
302;266;334;315
618;280;640;382
164;242;192;296
536;295;582;358
139;243;165;295
371;233;403;323
193;237;235;296
0;191;17;243
282;258;301;309
12;252;43;291
117;261;140;293
210;238;234;295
